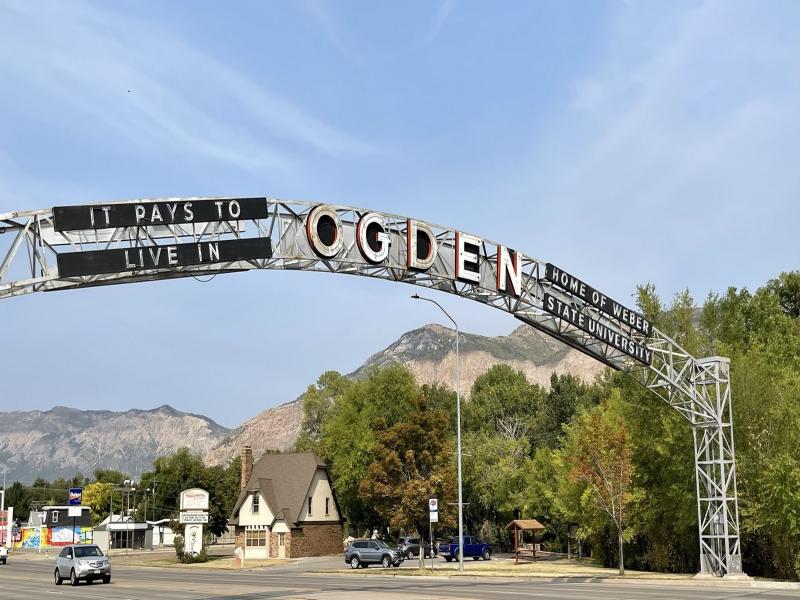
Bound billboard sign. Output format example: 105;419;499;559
180;488;209;511
68;488;83;506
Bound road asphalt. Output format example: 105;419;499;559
1;555;798;600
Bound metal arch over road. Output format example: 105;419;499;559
0;197;742;576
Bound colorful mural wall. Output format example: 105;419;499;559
14;527;93;549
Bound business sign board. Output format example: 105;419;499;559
179;511;209;524
180;488;210;511
67;507;82;518
53;198;270;231
68;488;82;506
429;510;439;523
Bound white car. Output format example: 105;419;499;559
0;545;8;565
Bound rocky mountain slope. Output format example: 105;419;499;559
0;405;229;483
205;323;605;465
1;324;607;480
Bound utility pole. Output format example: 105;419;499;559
412;294;465;574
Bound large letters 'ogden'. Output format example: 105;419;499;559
544;294;653;365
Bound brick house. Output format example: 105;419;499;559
229;447;344;559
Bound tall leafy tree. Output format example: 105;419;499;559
565;399;638;576
358;392;457;537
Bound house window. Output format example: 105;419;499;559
278;533;285;547
52;511;59;523
251;493;260;514
308;497;312;516
325;497;330;516
245;529;267;547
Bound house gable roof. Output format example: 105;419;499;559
230;452;335;528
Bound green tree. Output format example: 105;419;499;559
565;399;638;576
83;482;117;524
358;392;457;539
295;371;352;453
315;364;420;531
5;481;30;520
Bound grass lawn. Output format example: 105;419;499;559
321;556;694;579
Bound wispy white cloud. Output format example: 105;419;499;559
0;0;374;173
302;0;456;64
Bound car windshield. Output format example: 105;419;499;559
74;546;104;558
374;540;391;549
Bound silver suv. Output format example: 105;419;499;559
345;539;403;569
54;544;111;586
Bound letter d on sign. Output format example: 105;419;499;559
406;219;437;271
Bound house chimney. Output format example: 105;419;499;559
241;446;253;491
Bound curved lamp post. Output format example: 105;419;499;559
411;293;464;574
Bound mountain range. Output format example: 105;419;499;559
0;323;605;482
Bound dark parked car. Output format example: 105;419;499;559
438;536;492;561
397;536;436;559
54;544;111;585
345;539;404;569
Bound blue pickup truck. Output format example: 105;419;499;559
438;536;492;561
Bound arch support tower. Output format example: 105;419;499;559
692;357;742;576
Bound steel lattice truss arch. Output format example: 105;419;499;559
0;197;743;575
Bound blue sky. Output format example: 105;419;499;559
1;0;798;427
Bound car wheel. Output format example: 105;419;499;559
406;549;415;559
482;548;492;560
350;556;360;569
54;569;63;585
381;555;391;568
103;576;111;584
70;569;79;586
444;556;453;562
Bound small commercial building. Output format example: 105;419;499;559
229;447;344;559
92;515;153;552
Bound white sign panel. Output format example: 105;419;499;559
429;498;438;512
180;488;209;511
179;511;209;524
184;524;203;556
67;507;82;518
429;510;439;523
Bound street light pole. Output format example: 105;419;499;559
411;293;464;574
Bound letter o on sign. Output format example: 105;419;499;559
306;205;344;258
